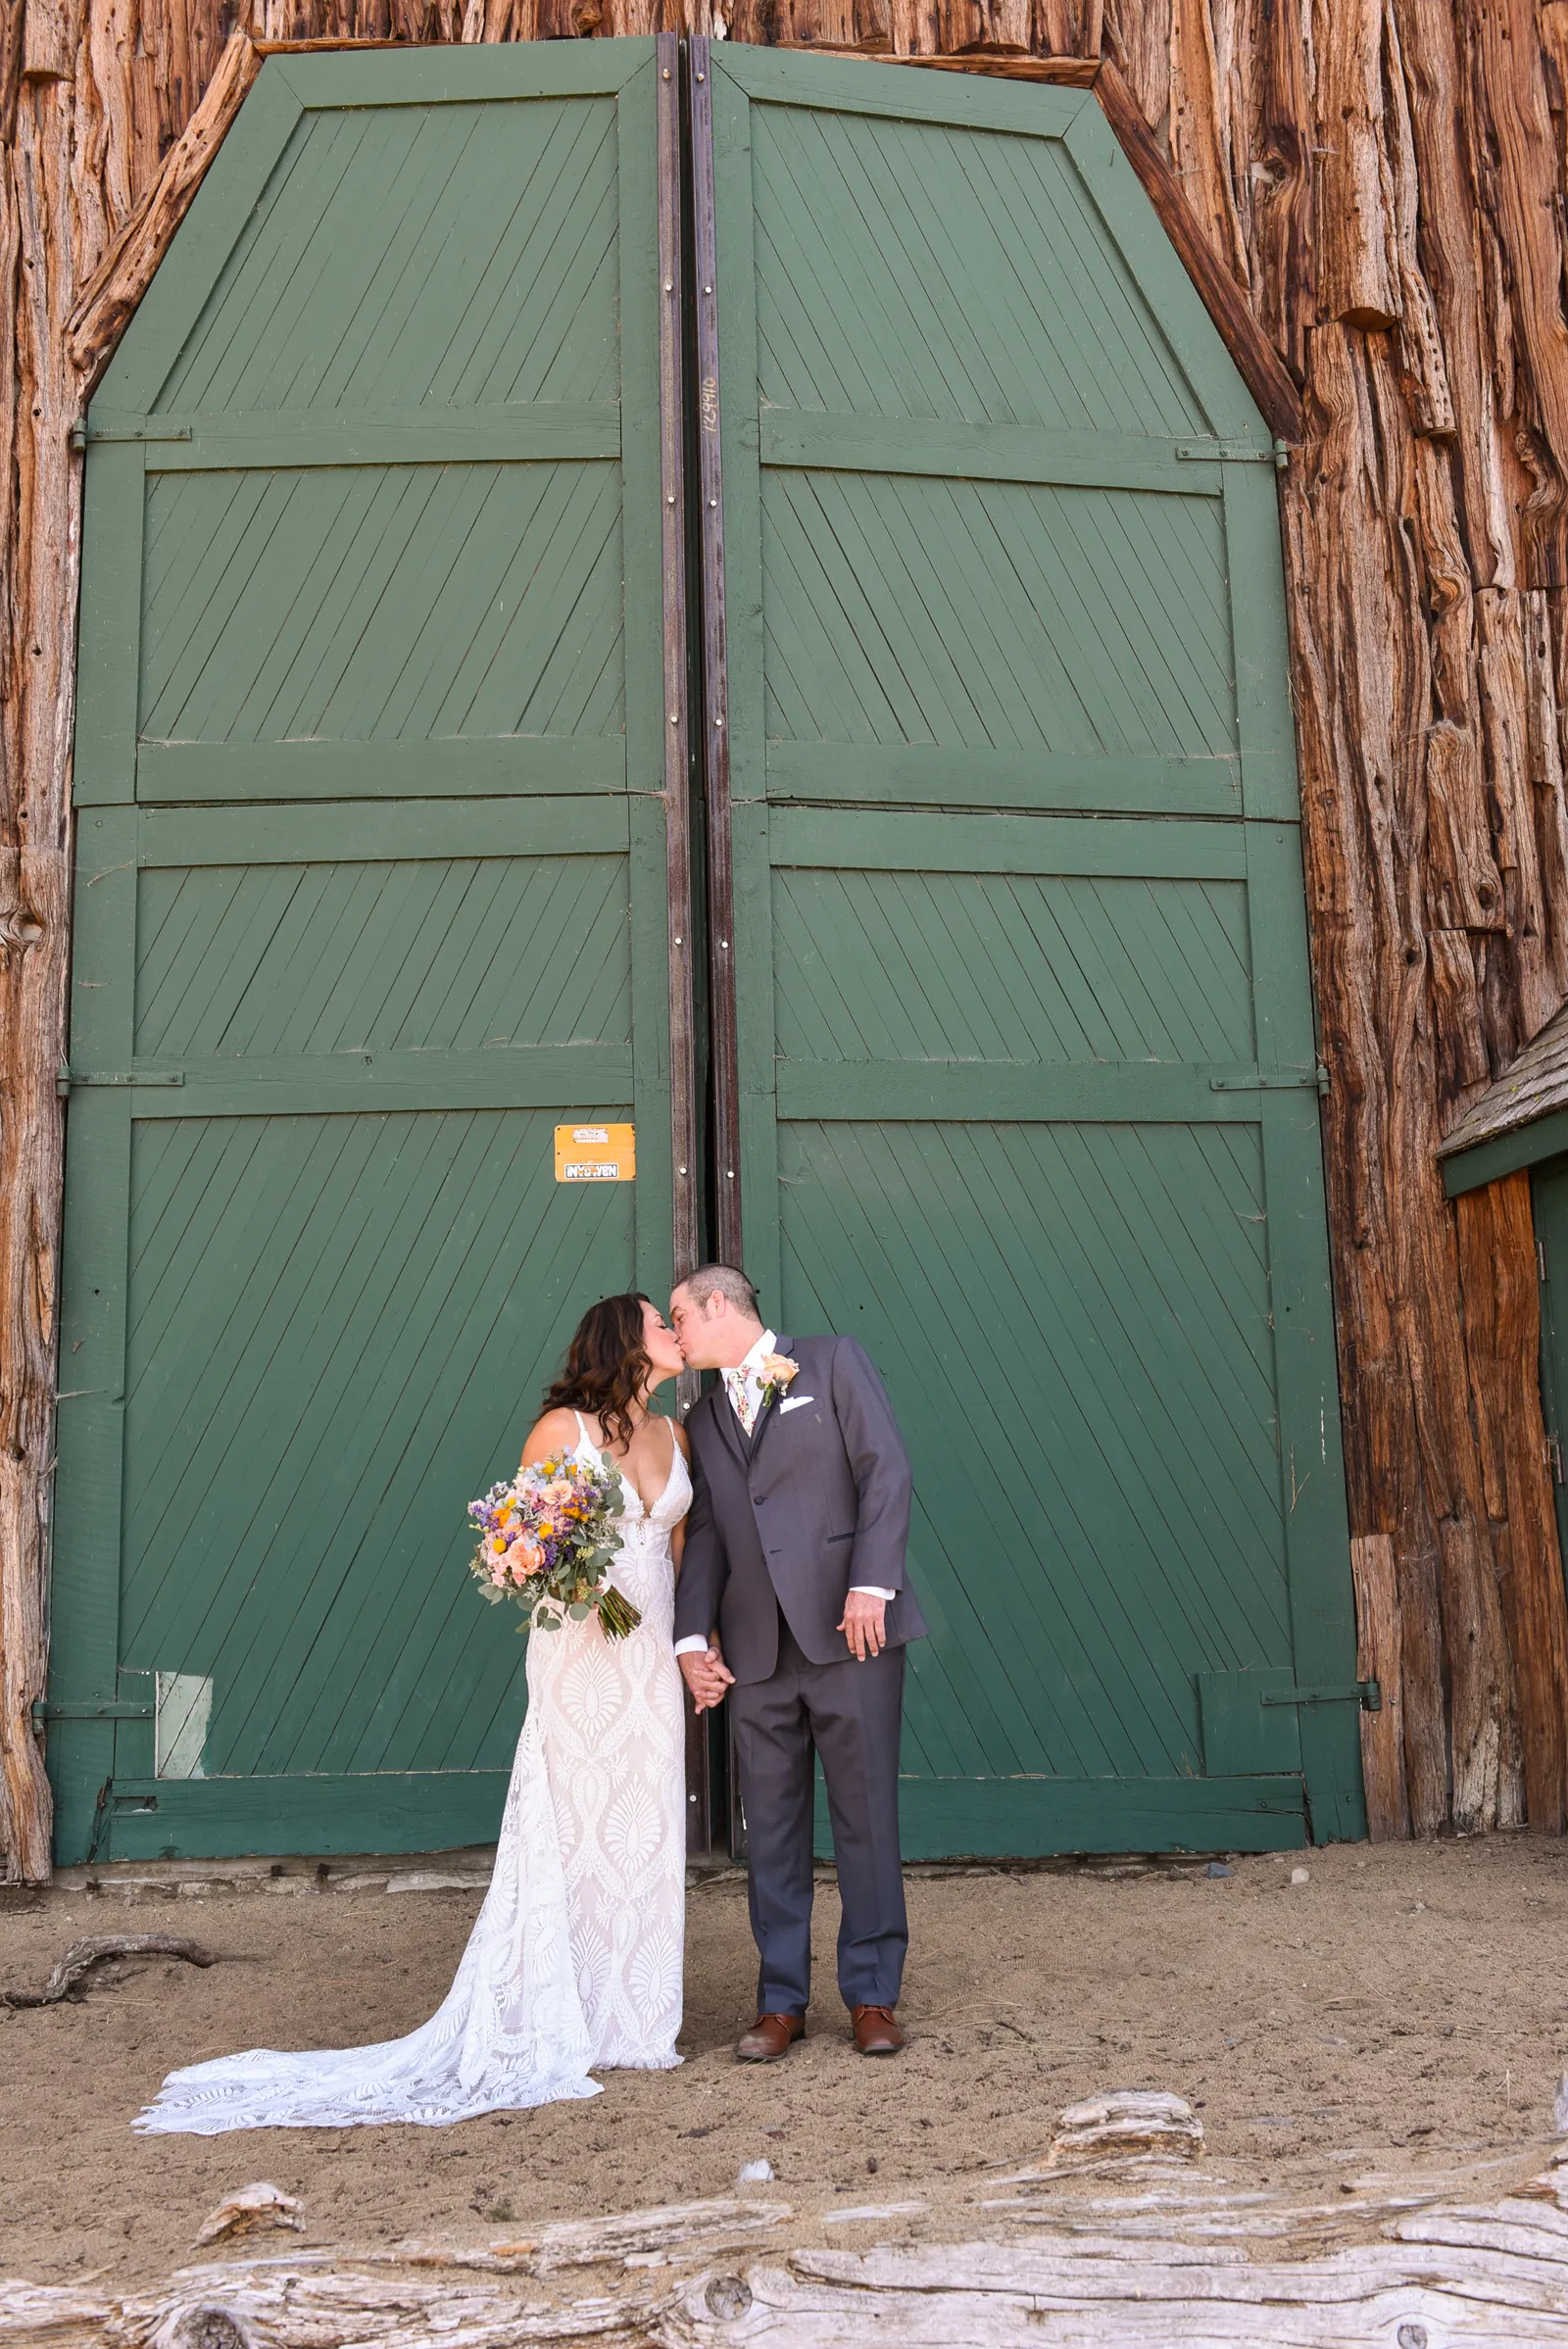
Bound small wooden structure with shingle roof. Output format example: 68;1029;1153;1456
1442;1004;1568;1198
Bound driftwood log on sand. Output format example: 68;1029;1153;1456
192;2184;304;2249
1048;2087;1205;2162
6;2165;1568;2346
2;1933;215;2007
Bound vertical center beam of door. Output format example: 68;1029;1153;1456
689;36;741;1270
661;37;711;1857
659;34;699;1319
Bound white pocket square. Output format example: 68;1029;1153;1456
778;1395;815;1413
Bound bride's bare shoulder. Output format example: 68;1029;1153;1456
669;1417;691;1460
520;1406;583;1467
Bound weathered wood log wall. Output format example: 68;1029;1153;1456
6;0;1568;1876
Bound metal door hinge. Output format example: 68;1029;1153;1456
59;1061;184;1097
1210;1066;1330;1095
1540;1238;1549;1283
71;420;192;452
1175;438;1291;470
1549;1435;1564;1487
31;1697;155;1728
1259;1679;1382;1712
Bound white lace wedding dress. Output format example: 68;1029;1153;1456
134;1419;691;2132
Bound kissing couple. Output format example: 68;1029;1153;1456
136;1264;926;2132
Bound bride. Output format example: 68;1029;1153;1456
135;1295;693;2132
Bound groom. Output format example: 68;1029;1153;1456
669;1265;925;2061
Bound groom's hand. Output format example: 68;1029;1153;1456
838;1591;887;1661
680;1641;734;1713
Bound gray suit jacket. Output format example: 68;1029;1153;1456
674;1333;927;1683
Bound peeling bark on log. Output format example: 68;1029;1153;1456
1349;1533;1408;1838
65;24;258;389
1;65;80;1886
1313;0;1399;329
1456;1170;1568;1833
8;2182;1568;2347
6;0;1568;1877
1096;58;1300;438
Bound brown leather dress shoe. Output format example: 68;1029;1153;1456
736;2012;805;2063
852;2003;905;2055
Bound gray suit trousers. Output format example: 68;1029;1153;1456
728;1610;907;2015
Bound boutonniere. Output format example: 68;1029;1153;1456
760;1353;800;1408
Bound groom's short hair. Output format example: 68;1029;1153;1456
680;1262;760;1319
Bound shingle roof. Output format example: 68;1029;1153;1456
1438;1000;1568;1159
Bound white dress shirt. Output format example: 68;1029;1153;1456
674;1330;895;1657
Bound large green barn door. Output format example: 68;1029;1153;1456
49;41;690;1863
696;45;1363;1854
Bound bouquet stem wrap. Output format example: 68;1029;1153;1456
466;1452;639;1639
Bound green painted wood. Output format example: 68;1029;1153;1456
1446;1109;1568;1195
100;64;308;417
1240;829;1364;1833
772;871;1253;1068
1531;1160;1568;1591
1222;469;1302;824
760;411;1224;495
890;1775;1307;1861
99;1053;634;1119
615;73;678;1303
1059;99;1259;444
101;1772;514;1860
114;1761;1304;1863
137;799;628;867
48;807;140;1858
71;446;145;807
769;808;1248;879
1197;1665;1303;1777
139;463;626;752
278;40;654;109
763;743;1240;815
91;403;622;468
51;44;677;1864
760;470;1236;764
135;738;626;802
709;45;1359;1857
775;1064;1286;1123
136;855;629;1058
707;66;782;1318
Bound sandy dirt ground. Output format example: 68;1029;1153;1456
4;1835;1568;2291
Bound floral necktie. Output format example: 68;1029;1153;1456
724;1367;756;1436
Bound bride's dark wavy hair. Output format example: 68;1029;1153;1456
542;1293;653;1452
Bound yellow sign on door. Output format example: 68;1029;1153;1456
555;1123;635;1182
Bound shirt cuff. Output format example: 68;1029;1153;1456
673;1635;713;1656
849;1586;896;1601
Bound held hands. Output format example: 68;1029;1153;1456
679;1640;735;1713
838;1590;887;1661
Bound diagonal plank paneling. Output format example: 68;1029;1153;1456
772;869;1254;1067
752;103;1204;434
778;1117;1289;1784
709;44;1356;1855
135;855;631;1059
52;47;677;1864
140;462;625;746
760;471;1235;759
159;96;620;416
121;1109;635;1777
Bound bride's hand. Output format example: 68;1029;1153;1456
679;1642;734;1713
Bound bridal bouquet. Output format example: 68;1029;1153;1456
466;1453;640;1639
